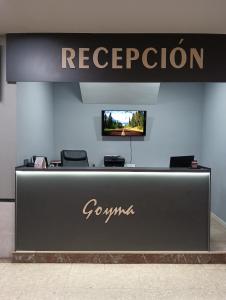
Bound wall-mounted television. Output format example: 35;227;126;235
102;110;147;137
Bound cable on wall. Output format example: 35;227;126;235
129;136;133;164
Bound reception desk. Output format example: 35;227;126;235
15;167;210;252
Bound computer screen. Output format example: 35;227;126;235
170;155;194;168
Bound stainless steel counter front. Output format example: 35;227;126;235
15;167;210;251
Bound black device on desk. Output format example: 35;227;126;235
24;156;48;167
104;155;125;167
170;155;194;168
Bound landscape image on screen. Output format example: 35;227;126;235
103;110;146;136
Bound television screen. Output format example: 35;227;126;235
102;110;147;136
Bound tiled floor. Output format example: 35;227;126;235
0;216;226;299
0;263;226;299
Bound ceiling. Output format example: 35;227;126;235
0;0;226;34
80;83;160;104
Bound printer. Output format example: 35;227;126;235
104;155;125;167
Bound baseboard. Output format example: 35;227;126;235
12;251;226;264
211;212;226;229
0;198;15;202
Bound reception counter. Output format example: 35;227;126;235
15;167;210;252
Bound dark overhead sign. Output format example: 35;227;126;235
6;33;226;82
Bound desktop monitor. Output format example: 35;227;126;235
170;155;194;168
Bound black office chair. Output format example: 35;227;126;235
61;150;89;167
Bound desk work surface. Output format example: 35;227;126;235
16;166;210;172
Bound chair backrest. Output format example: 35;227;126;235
61;150;89;167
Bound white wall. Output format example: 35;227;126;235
0;36;17;197
53;82;204;167
16;82;204;168
15;82;205;168
201;83;226;223
0;36;16;258
17;82;54;165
